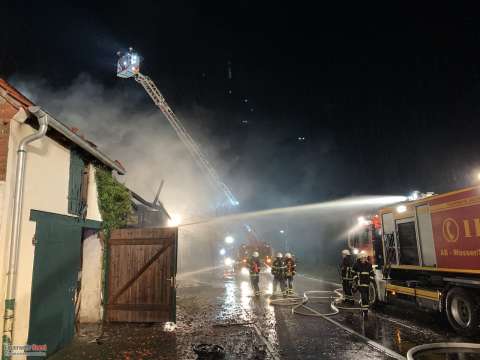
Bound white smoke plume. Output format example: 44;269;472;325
12;74;231;221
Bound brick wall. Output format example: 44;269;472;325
0;97;15;181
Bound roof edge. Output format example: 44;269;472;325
28;106;126;175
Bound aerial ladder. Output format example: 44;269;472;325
116;48;239;207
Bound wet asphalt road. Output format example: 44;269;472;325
189;268;480;359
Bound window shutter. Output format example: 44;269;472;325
68;150;85;215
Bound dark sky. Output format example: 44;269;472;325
3;2;480;210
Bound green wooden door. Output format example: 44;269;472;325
28;218;82;357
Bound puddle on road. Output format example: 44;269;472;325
214;272;283;358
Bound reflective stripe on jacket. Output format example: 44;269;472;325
353;261;374;285
341;255;354;280
271;258;286;277
248;257;261;275
285;258;296;276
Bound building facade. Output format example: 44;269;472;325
0;79;125;358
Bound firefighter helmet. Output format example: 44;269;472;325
285;252;292;258
276;252;283;258
342;249;351;256
252;251;259;257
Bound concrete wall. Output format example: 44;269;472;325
79;232;103;323
0;113;105;352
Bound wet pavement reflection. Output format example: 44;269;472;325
51;269;480;359
214;269;480;359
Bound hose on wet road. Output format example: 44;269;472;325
406;343;480;360
269;288;406;359
269;288;480;360
269;288;364;316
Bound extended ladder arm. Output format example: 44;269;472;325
135;73;238;206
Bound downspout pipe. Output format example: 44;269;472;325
2;106;48;359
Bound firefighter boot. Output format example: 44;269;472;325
362;310;368;319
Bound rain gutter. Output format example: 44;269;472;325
39;108;126;175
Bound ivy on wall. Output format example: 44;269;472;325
95;167;132;240
95;167;132;314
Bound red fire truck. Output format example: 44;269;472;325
350;186;480;335
235;243;272;270
234;226;272;271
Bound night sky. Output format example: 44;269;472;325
3;2;480;210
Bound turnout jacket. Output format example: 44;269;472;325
271;258;286;278
353;260;375;286
340;255;354;280
248;257;261;276
285;258;296;277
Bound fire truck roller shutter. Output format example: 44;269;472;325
415;205;437;267
382;212;397;265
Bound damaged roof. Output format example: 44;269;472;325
0;78;126;174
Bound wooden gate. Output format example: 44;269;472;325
107;228;177;322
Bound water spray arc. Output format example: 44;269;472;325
177;195;408;227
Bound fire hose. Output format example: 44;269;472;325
269;288;365;315
269;289;480;359
406;343;480;359
268;288;409;359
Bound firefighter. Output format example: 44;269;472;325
353;252;375;318
284;253;296;295
248;251;261;296
340;249;354;304
271;252;287;297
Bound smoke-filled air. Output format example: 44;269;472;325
12;75;405;279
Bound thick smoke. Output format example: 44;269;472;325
13;75;234;276
13;74;228;220
11;75;400;281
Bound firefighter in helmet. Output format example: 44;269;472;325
340;249;354;304
248;251;261;296
353;252;375;318
271;252;287;297
284;253;296;295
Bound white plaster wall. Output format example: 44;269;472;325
0;118;104;353
79;232;103;323
0;181;4;232
0;120;17;355
7;119;71;350
86;165;102;222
